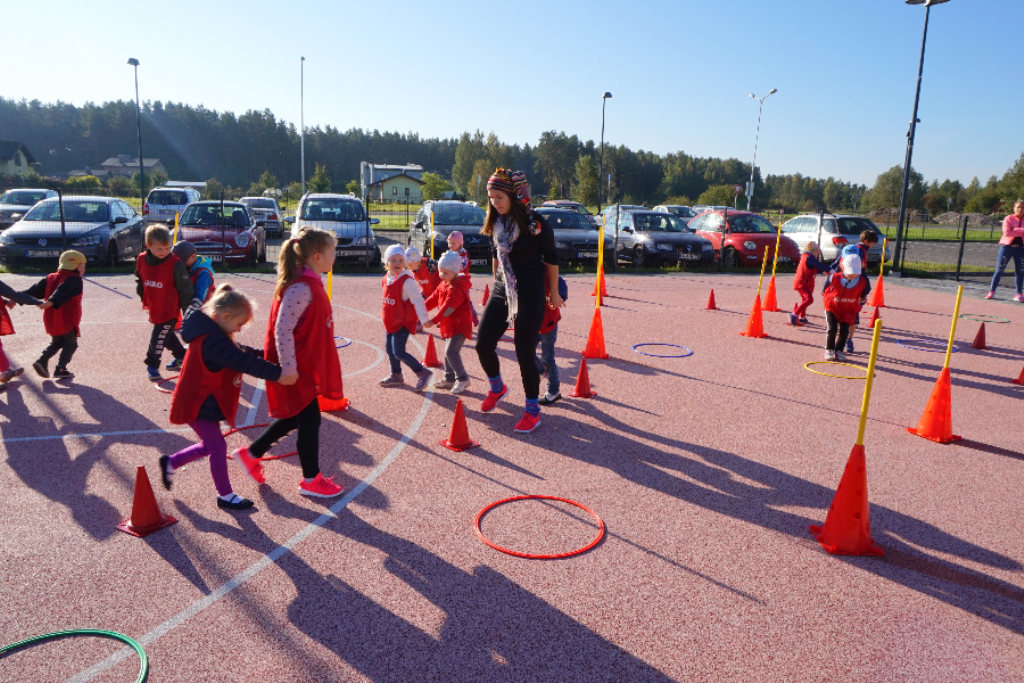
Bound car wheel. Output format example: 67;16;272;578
724;247;741;269
105;241;118;267
633;246;648;268
373;247;382;266
257;239;267;264
247;244;256;267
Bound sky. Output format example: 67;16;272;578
5;0;1022;188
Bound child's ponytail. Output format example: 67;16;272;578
275;228;336;298
202;284;254;319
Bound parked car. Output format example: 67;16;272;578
409;200;489;266
688;209;800;267
144;186;202;224
652;205;697;224
176;201;267;265
603;210;714;267
0;195;144;266
780;214;891;265
0;189;58;230
286;193;380;265
534;207;611;265
239;196;284;237
541;200;598;227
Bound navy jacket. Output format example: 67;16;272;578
0;279;42;306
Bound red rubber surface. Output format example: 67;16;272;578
474;495;606;559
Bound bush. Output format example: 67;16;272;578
65;175;102;190
107;176;133;196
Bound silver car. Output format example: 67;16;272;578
239;197;283;237
780;214;891;265
286;193;380;265
653;204;697;224
144;186;201;224
0;188;58;230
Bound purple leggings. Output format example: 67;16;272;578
169;420;231;496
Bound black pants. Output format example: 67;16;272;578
145;318;186;368
825;312;851;351
38;330;78;369
248;398;322;480
475;279;547;401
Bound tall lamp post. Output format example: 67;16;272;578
597;92;612;214
892;0;951;273
127;58;144;205
746;88;777;212
300;56;306;195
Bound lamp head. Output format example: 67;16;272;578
768;88;778;95
748;93;755;98
603;92;612;99
127;58;139;67
906;0;951;5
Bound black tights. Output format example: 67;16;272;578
826;312;851;351
475;281;546;400
249;398;322;479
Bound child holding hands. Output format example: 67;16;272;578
790;241;830;326
822;254;868;362
24;250;86;379
424;250;473;394
0;275;43;382
379;244;432;390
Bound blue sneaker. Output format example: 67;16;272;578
845;339;854;354
147;366;162;382
166;358;183;371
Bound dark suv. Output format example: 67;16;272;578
409;201;489;266
534;208;609;265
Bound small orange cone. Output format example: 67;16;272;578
809;445;884;556
867;305;880;329
1010;364;1024;385
970;323;987;350
318;394;350;411
591;267;608;298
706;289;718;310
907;367;961;443
867;276;885;307
570;359;597;398
422;333;443;368
762;276;780;312
481;284;490;306
582;307;610;359
116;466;177;538
740;294;767;338
440;398;479;452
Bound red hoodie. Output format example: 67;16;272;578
424;274;473;340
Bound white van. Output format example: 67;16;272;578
144;186;201;224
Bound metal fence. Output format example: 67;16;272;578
885;215;1000;281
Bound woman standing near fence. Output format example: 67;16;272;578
986;200;1024;301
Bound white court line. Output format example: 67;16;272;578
4;427;192;443
240;379;265;428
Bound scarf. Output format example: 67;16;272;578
493;215;520;324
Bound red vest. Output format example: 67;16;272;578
457;248;471;276
0;297;14;336
169;335;243;427
412;263;441;299
823;273;867;324
382;272;418;334
43;270;83;337
137;252;181;323
793;253;817;292
425;275;473;340
264;273;344;419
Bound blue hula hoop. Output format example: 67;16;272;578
895;339;958;353
632;343;694;358
335;336;352;349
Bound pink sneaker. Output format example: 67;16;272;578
985;291;995;299
233;446;266;484
480;384;508;413
299;473;344;498
1015;294;1024;303
513;413;541;433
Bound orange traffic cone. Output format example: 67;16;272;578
116;466;178;538
867;304;880;329
481;284;490;306
740;294;767;338
970;323;987;350
867;276;885;307
422;333;443;368
762;276;780;312
808;445;884;556
1011;364;1024;385
591;267;608;298
582;307;610;359
440;398;479;452
907;367;961;443
706;289;718;310
570;359;597;398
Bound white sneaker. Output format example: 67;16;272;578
434;378;455;389
835;351;847;362
824;350;836;361
451;378;471;395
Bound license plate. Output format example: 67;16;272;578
776;257;791;263
470;258;488;265
207;254;224;262
577;252;598;258
27;250;60;258
678;253;701;261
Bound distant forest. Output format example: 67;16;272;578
2;97;1021;214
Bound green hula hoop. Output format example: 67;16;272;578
0;629;148;682
958;314;1011;323
803;361;870;380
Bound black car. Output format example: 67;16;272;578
608;211;714;267
409;201;489;266
534;208;610;265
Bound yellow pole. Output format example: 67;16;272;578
769;222;782;279
429;212;435;261
855;318;884;446
756;244;769;297
879;237;887;276
327;270;333;303
943;285;963;370
173;212;179;243
596;215;604;308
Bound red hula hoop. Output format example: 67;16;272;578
474;495;606;559
153;373;181;394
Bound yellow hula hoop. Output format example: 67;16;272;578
803;361;870;380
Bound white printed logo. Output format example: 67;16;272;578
144;280;164;289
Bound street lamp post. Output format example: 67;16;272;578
300;56;306;195
127;58;144;205
892;0;951;273
597;92;612;214
746;89;777;212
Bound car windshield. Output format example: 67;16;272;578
148;191;187;205
301;198;364;221
1;191;49;206
727;215;777;234
181;204;249;227
242;198;276;209
433;204;485;226
24;200;110;222
539;211;591;230
632;214;685;232
836;217;878;236
667;206;695;218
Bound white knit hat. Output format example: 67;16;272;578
437;250;462;273
405;245;423;262
384;244;405;263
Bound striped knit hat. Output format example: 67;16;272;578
487;168;515;195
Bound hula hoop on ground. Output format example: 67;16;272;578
0;629;148;683
896;339;958;353
335;336;352;348
154;373;181;394
632;343;694;358
223;423;296;461
474;495;605;559
803;361;870;380
959;314;1011;324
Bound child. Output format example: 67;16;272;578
168;240;216;370
827;231;877;353
423;250;473;394
405;245;441;300
135;225;193;381
790;242;830;326
0;279;42;383
233;228;345;498
534;276;569;405
379;244;432;390
24;250;86;379
162;285;282;510
447;231;480;325
822;254;868;362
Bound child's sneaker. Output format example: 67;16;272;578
513;413;541;433
539;392;561;406
824;350;836;361
53;367;74;379
379;373;404;387
32;361;49;379
434;378;455;390
845;339;855;354
413;368;433;392
233;446;266;484
985;291;995;299
799;317;809;324
0;369;16;383
789;312;798;326
1015;294;1024;303
835;351;848;362
481;384;509;413
147;366;162;382
166;358;183;371
299;473;344;498
217;494;255;510
158;454;175;490
451;378;471;395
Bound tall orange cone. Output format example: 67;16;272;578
762;276;780;312
422;333;443;368
739;294;767;338
809;445;884;556
570;359;597;398
582;307;610;359
907;368;961;443
867;304;880;329
481;284;490;306
116;466;178;538
1010;364;1024;385
970;323;987;350
867;275;885;307
706;289;718;310
591;267;608;298
440;398;479;452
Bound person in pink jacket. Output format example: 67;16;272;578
987;199;1024;301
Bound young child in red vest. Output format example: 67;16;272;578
233;228;345;498
405;245;441;300
162;285;282;510
23;250;86;379
135;225;193;381
424;250;473;394
0;279;43;383
789;241;830;327
379;244;432;390
447;231;480;325
822;254;868;362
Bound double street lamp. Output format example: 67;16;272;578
597;92;612;214
127;58;144;204
746;88;777;212
300;56;306;195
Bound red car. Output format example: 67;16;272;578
176;201;267;265
687;209;799;267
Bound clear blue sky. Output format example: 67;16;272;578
7;0;1022;187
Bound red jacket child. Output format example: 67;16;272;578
823;272;868;324
424;273;473;340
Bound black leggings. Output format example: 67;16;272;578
825;312;851;351
475;280;546;400
145;318;186;368
249;398;321;479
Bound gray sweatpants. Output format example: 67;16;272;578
443;334;469;382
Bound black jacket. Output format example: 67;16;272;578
0;279;42;306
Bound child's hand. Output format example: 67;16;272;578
278;373;299;386
423;321;434;329
5;300;15;310
548;292;565;309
